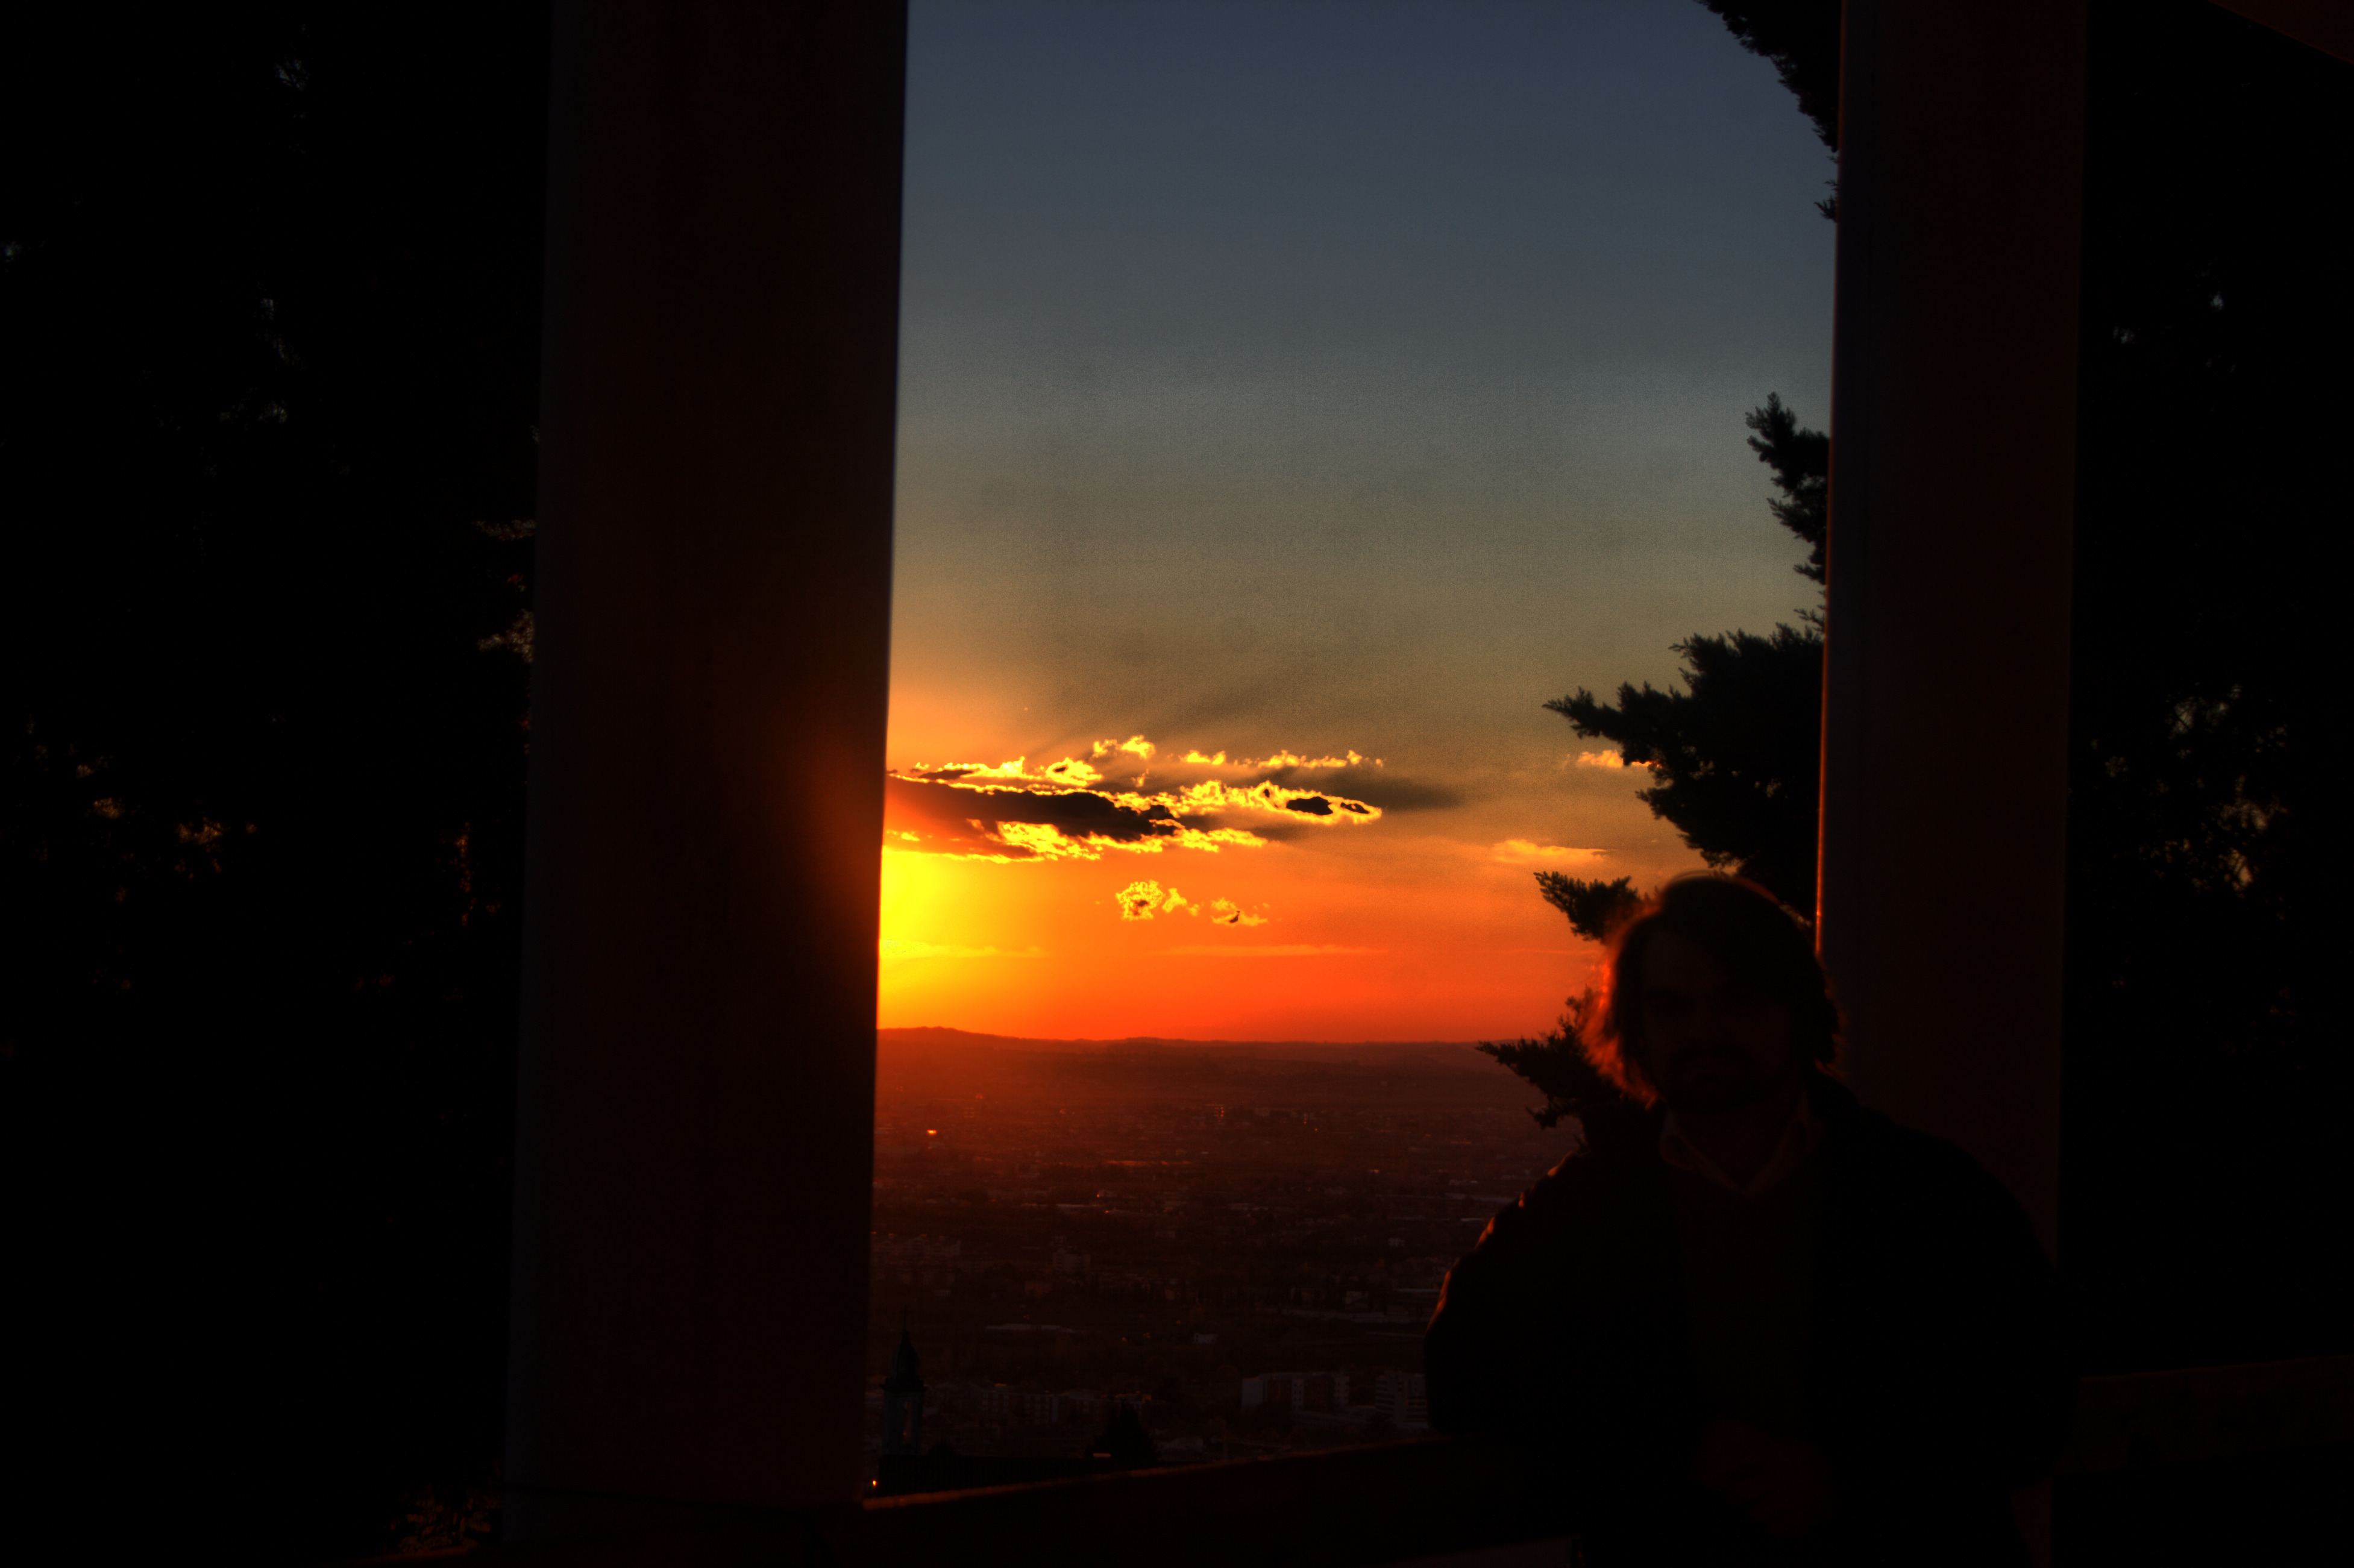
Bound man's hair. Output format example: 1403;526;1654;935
1580;873;1842;1104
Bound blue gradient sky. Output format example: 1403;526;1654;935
880;0;1835;1040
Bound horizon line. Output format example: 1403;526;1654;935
878;1024;1513;1048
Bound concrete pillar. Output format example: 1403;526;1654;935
504;0;906;1537
1816;0;2087;1260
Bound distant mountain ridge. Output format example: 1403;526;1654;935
879;1026;1487;1068
874;1028;1542;1114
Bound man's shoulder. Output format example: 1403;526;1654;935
1811;1075;2043;1237
1818;1077;1998;1176
1505;1116;1666;1224
1443;1114;1675;1306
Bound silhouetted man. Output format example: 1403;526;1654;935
1427;876;2068;1565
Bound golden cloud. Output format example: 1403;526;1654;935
1181;748;1378;770
1115;882;1270;927
914;755;1112;788
1490;839;1605;866
1117;880;1188;921
884;736;1384;861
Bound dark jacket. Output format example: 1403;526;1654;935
1425;1073;2070;1566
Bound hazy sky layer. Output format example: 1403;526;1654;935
881;0;1834;1040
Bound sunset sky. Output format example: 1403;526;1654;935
880;0;1833;1041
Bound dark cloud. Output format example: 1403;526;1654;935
1236;823;1315;843
1275;768;1466;813
882;740;1389;861
906;758;1107;787
884;775;1182;859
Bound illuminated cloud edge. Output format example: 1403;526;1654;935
884;737;1387;862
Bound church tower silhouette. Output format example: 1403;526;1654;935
880;1323;926;1457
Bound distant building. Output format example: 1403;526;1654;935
1239;1372;1351;1414
875;1379;1160;1499
1058;1390;1111;1429
978;1384;1061;1425
1374;1370;1427;1431
871;1234;962;1265
872;1234;963;1289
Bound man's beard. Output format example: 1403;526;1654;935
1657;1043;1790;1116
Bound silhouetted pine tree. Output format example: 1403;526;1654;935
1532;873;1639;943
1543;396;1828;918
1479;879;1656;1146
1696;0;1842;215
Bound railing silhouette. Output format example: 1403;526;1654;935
406;1356;2352;1566
2057;1354;2354;1475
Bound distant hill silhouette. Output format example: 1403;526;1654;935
880;1026;1491;1070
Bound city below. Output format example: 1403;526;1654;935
866;1027;1577;1488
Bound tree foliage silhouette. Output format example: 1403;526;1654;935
1744;392;1828;585
1480;878;1647;1141
3;6;549;1558
1697;1;1842;216
2058;0;2350;1370
1543;397;1828;917
1697;1;1842;152
1533;873;1639;944
1486;396;1828;1142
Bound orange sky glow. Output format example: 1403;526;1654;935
875;732;1698;1041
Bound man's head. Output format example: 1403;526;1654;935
1583;875;1841;1111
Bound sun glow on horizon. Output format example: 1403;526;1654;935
871;731;1674;1041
